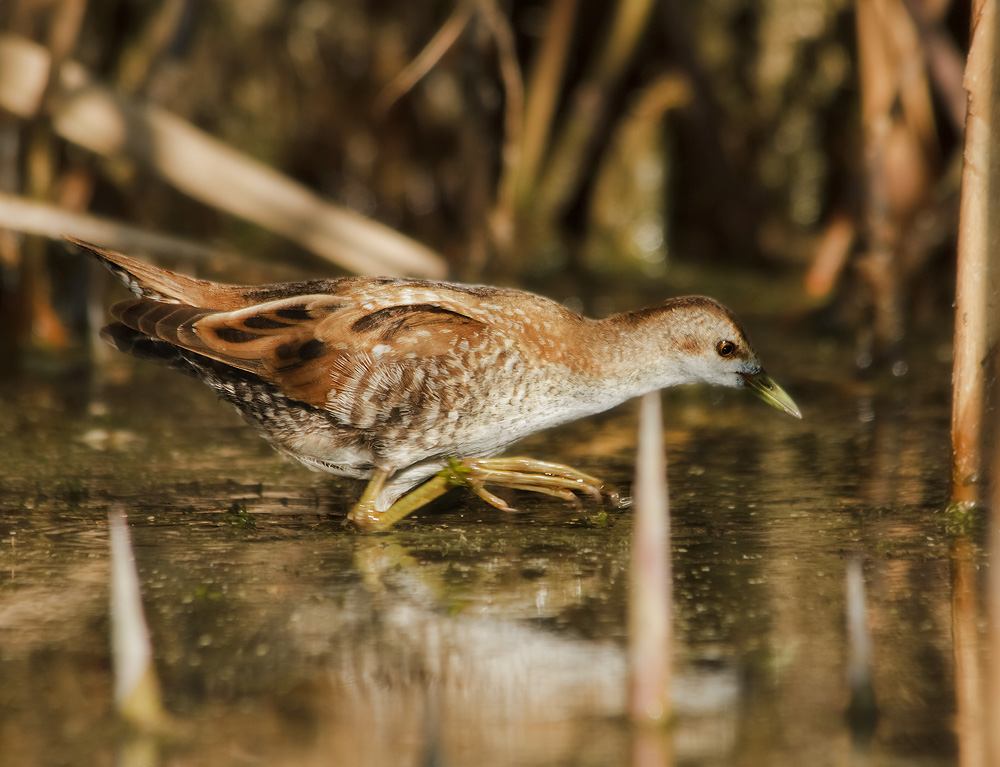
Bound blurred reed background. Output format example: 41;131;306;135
6;4;1000;760
0;0;968;368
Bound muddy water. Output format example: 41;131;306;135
0;291;965;766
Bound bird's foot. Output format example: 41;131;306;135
440;456;621;512
347;499;386;530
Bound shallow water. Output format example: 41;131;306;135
0;291;971;766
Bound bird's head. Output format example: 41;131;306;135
632;296;802;419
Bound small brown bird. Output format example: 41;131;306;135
72;237;800;530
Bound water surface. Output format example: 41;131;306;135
0;292;966;766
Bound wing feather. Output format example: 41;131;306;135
111;294;494;415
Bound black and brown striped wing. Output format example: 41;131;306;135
108;294;345;399
109;293;491;412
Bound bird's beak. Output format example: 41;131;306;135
740;370;802;419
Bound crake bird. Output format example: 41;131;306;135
71;237;801;531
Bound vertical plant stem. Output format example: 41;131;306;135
845;559;878;727
989;348;1000;766
478;0;525;258
631;726;673;767
510;0;578;208
951;0;999;507
21;0;87;348
109;509;166;729
900;0;969;134
594;0;656;81
374;1;474;114
952;536;986;767
117;0;194;97
628;391;672;724
855;0;904;365
538;0;656;216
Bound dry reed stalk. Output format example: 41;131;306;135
374;1;474;115
18;0;87;348
511;0;578;209
0;192;234;262
805;211;856;299
845;559;878;727
990;346;1000;767
900;0;969;132
628;391;672;725
0;34;447;278
477;0;525;258
855;0;900;361
855;0;939;365
952;536;986;767
538;0;656;217
631;726;673;767
950;0;999;507
109;509;167;730
116;0;195;97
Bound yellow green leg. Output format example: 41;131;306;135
348;469;454;531
348;456;619;532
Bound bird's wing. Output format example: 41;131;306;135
68;237;258;308
109;293;493;413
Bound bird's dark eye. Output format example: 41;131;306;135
716;340;737;358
